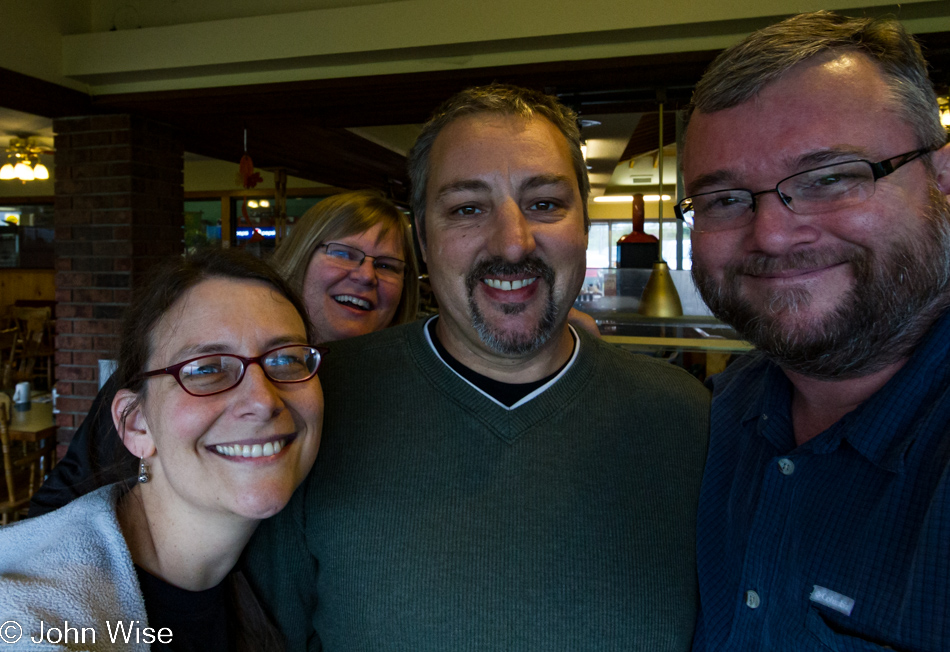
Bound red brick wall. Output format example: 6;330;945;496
52;115;184;442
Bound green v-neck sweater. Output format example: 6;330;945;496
245;319;710;651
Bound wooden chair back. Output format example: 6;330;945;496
11;307;54;390
0;327;17;368
0;395;29;525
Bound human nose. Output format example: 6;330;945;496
489;199;537;261
747;192;820;255
348;255;379;285
235;362;285;419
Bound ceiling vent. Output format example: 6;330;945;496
631;176;653;183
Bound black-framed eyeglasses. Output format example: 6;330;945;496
675;149;931;233
318;242;406;281
139;344;328;397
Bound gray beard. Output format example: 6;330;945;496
465;256;559;356
693;187;950;379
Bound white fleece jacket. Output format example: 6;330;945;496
0;484;149;651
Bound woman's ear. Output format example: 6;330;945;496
112;388;156;459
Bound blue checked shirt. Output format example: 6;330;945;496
693;309;950;652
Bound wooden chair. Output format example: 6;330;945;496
0;395;28;525
0;395;57;525
11;307;54;390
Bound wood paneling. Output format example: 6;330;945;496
0;269;55;311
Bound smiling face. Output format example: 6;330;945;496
421;113;588;374
302;222;406;343
120;277;323;522
686;52;950;376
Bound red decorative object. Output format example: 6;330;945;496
617;194;658;244
238;153;263;190
236;130;264;224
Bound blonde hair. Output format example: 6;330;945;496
271;190;420;329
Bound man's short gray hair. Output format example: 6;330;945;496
408;83;591;248
688;11;947;151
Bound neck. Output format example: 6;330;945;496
784;358;907;446
118;483;258;591
434;317;575;384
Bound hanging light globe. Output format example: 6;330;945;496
14;161;34;181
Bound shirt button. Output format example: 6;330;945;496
778;458;795;475
745;590;761;609
761;414;769;421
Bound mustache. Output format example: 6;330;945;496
728;248;862;277
465;256;555;293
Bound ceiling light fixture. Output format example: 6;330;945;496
1;138;52;184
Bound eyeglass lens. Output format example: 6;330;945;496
323;243;406;278
681;159;879;232
179;345;319;396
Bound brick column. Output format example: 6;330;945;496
53;115;184;443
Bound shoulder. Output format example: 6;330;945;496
706;351;773;399
322;320;420;367
579;329;711;406
0;484;145;629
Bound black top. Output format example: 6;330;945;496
426;318;573;407
135;565;234;652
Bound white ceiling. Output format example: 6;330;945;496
0;108;55;150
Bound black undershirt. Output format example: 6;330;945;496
426;318;574;407
135;565;234;652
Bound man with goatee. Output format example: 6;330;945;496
246;84;709;651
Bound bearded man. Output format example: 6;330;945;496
244;84;710;651
681;12;950;651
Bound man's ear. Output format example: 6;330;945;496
112;389;156;459
931;141;950;197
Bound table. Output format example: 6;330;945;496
8;401;57;489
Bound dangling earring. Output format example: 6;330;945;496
138;457;150;484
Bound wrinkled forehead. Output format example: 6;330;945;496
146;277;305;368
683;52;909;180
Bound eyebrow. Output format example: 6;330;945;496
687;170;740;195
793;146;868;169
434;179;491;201
434;174;574;200
520;174;574;194
168;334;305;362
687;147;874;195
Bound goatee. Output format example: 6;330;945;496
464;256;558;355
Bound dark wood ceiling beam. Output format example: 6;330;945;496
91;49;723;127
620;111;678;163
0;67;90;118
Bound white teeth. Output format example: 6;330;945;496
483;277;537;291
334;295;371;310
215;438;289;458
